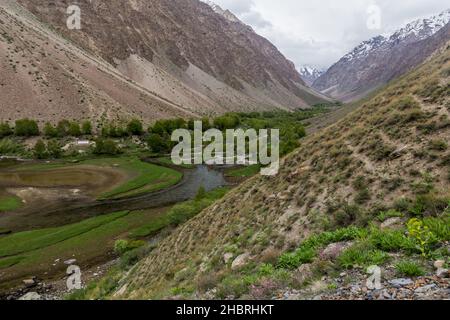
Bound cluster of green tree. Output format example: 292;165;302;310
33;140;63;159
93;138;122;155
101;119;144;138
44;120;92;138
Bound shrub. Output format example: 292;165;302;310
68;122;82;137
81;121;92;135
0;122;13;138
44;123;57;138
338;242;390;268
127;119;144;136
407;218;435;257
395;260;425;277
47;140;63;158
33;140;48;159
429;139;448;151
377;210;403;222
15;119;39;136
0;138;23;155
93;138;121;155
56;120;70;137
114;239;146;256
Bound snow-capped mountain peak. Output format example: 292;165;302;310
299;66;325;85
202;0;240;23
342;9;450;63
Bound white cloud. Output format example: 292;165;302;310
211;0;449;69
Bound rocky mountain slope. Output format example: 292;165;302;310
6;0;331;124
299;66;325;86
0;0;197;124
313;10;450;102
106;42;449;300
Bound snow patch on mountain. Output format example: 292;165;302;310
342;9;450;62
202;0;240;23
299;66;325;85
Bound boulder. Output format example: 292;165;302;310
381;217;402;229
319;241;353;260
389;278;413;288
19;292;41;300
231;253;250;270
223;253;234;264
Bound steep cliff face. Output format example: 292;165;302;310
313;10;450;102
13;0;331;115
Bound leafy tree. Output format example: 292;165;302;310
44;122;57;138
33;140;48;159
213;114;240;130
68;122;82;137
127;119;144;136
0;122;13;138
147;133;169;154
47;140;63;158
93;138;121;155
56;120;70;137
15;119;39;137
81;121;92;135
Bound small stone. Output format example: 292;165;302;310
319;241;353;260
381;217;402;229
436;268;449;278
414;284;437;294
22;278;36;287
389;278;414;288
231;253;250;270
223;253;233;264
339;272;347;277
434;260;445;269
19;292;41;300
64;259;77;265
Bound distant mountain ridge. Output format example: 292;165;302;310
313;9;450;102
299;66;325;86
9;0;331;122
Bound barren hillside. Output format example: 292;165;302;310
8;0;331;122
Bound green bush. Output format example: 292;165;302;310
68;122;82;137
81;121;92;135
395;260;425;277
44;123;58;138
127;119;144;136
93;138;121;155
33;140;48;159
15;119;39;136
0;122;13;138
338;242;390;268
0;138;24;155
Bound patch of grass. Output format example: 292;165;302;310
429;139;448;152
377;210;403;222
0;256;24;268
129;187;230;238
395;260;425;277
338;242;390;269
225;165;261;178
84;157;182;199
277;226;366;269
0;211;129;257
0;195;22;212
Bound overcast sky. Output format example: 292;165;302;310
210;0;450;70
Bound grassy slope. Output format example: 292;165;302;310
0;208;170;288
0;195;22;212
110;45;450;299
8;157;182;200
82;157;182;199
